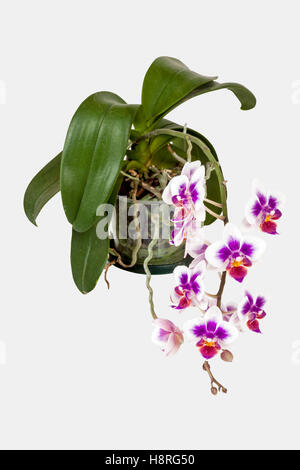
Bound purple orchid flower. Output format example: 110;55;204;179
205;223;266;283
171;261;206;310
152;319;184;356
162;160;206;223
237;291;267;333
162;161;206;247
199;296;243;331
184;306;238;359
244;180;284;235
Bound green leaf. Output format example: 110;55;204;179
137;56;256;130
61;92;137;232
71;226;109;294
24;152;62;226
70;174;123;294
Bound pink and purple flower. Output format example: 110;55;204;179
152;319;184;356
205;223;266;282
162;161;206;246
244;180;284;235
237;291;267;333
184;306;239;359
171;261;206;310
162;160;206;217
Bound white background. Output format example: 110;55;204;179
1;0;299;450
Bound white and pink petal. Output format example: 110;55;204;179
205;241;230;270
205;306;223;333
215;320;239;345
241;235;266;262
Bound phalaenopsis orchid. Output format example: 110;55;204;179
149;160;284;396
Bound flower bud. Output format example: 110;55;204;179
211;386;218;395
221;349;234;362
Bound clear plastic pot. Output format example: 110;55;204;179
110;196;191;274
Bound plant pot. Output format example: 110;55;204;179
110;196;192;274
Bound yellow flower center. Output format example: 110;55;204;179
204;340;216;347
264;214;271;222
232;260;242;267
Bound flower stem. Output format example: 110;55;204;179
202;361;227;394
216;271;227;308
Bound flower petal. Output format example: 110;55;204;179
223;223;243;248
169;175;189;200
205;306;223;333
205;242;230;269
162;184;173;205
252;179;267;206
241;235;266;262
153;318;175;333
151;327;169;347
189;254;208;270
267;190;285;211
184;317;206;342
173;265;189;287
186;233;208;258
181;161;204;183
197;339;221;359
190;260;206;281
228;265;248;282
260;220;278;235
247;318;261;333
245;195;262;225
255;295;266;309
165;332;183;356
237;296;252;320
215;320;239;345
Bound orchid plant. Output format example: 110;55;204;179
23;56;282;394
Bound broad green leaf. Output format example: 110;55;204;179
61;91;137;232
136;56;256;130
70;174;123;294
71;226;109;294
24;152;61;226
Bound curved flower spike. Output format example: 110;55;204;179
244;179;284;234
152;319;184;356
171;261;206;310
205;223;266;283
237;291;267;333
184;306;239;359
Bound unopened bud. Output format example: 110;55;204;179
211;386;218;395
221;350;234;362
